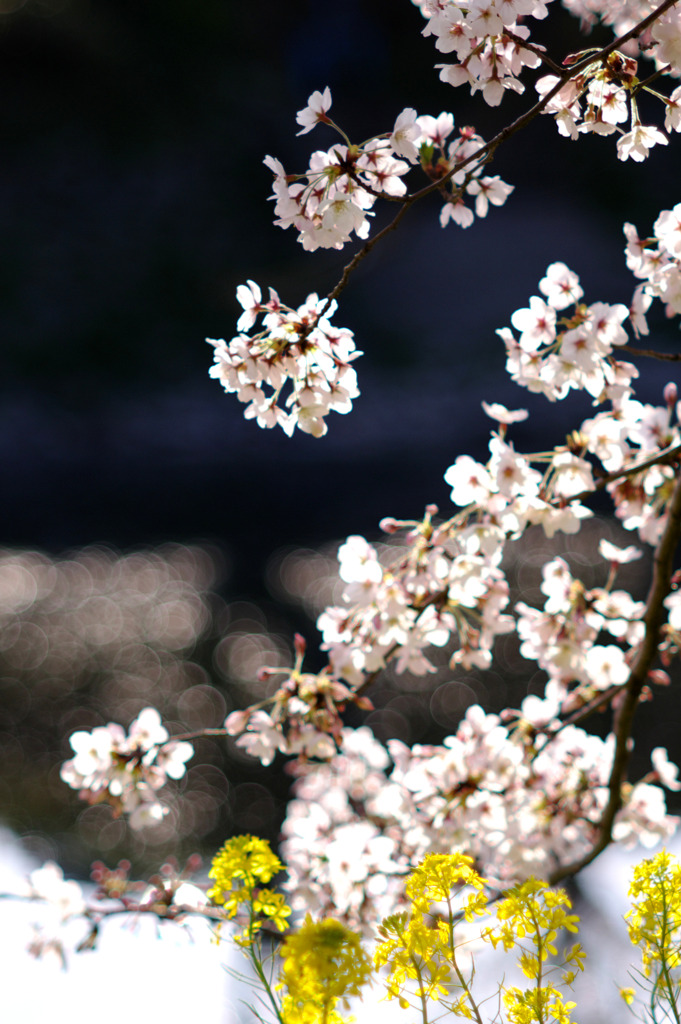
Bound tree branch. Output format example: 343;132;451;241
549;467;681;885
623;346;681;362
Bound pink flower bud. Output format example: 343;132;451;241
379;517;402;533
225;709;250;735
664;381;678;408
294;633;307;657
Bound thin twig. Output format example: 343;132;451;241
623;346;681;362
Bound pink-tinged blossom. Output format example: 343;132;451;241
536;75;582;139
416;111;456;145
651;10;681;74
539;262;584;309
488;436;542;498
295;87;333;135
510;295;557;350
444;455;493;505
617;123;668;162
60;708;193;829
651;747;681;791
584;643;630;689
585;79;628;127
581;412;630;471
235;280;264;332
665;86;681;132
208;288;361;438
389;107;422;162
598;538;643;563
551;451;595;498
440;196;475;228
466;174;514;217
655;203;681;260
481;401;528;424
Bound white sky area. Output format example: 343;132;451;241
1;826;679;1024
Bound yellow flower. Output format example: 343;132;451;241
208;835;283;905
252;888;292;932
279;915;373;1019
207;835;290;943
625;849;681;1013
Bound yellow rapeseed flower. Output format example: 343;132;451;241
279;914;373;1021
207;835;290;943
625;849;681;1016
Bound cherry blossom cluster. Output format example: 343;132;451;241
412;0;681;160
265;86;409;252
515;550;646;694
411;0;547;107
536;50;681;159
560;0;681;71
224;634;374;765
492;209;681;545
280;716;679;929
207;284;360;437
219;367;681;776
316;513;516;685
419;119;515;228
497;260;637;402
625;201;681;327
60;707;194;830
265;89;513;248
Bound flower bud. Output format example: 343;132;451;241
294;633;307;657
379;517;402;533
225;709;250;735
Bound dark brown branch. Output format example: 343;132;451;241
504;30;564;74
549;468;681;885
623;346;681;362
632;63;673;96
571;441;681;503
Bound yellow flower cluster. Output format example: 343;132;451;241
375;854;583;1024
375;853;490;1013
625;849;681;1015
278;915;373;1024
485;878;583;1024
208;835;291;942
207;839;591;1024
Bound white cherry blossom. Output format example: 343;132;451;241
296;87;333;135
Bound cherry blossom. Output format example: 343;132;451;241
389;107;423;162
208;287;361;437
296;87;333;135
617;123;669;162
60;707;194;829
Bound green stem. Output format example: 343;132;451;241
447;900;485;1024
247;942;285;1024
657;887;681;1024
245;898;285;1024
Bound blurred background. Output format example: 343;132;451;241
0;0;680;885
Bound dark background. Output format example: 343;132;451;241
0;0;680;873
